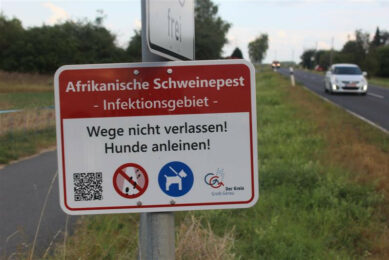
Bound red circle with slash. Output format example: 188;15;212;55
113;163;149;199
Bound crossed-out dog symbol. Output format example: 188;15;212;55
165;166;188;191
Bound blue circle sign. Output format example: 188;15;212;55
158;161;194;197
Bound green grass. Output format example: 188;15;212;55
0;70;56;165
43;71;387;259
0;92;54;110
188;71;384;259
0;70;54;110
0;127;56;164
369;77;389;89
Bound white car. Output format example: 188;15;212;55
324;64;368;95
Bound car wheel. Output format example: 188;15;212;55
360;92;367;96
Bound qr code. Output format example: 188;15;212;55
73;172;103;201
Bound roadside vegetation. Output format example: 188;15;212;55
301;28;389;79
0;71;55;165
0;0;231;75
369;77;389;89
42;70;388;259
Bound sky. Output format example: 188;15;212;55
1;0;389;63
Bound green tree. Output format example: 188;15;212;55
340;30;370;63
230;47;243;59
0;14;25;71
300;49;316;69
195;0;231;59
126;30;142;62
248;34;268;64
376;45;389;77
316;50;332;70
371;27;382;48
381;31;389;45
337;30;380;75
0;14;127;73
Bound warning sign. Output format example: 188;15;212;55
54;60;258;215
113;163;148;199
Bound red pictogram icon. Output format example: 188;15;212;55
113;163;148;199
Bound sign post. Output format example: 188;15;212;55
140;1;174;259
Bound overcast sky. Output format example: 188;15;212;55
1;0;389;63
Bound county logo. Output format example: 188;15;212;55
204;169;225;189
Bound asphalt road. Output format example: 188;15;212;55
0;151;75;259
278;68;389;133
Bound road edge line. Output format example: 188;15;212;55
299;85;389;135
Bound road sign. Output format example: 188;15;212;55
54;59;258;215
158;161;194;197
113;163;149;199
146;0;194;60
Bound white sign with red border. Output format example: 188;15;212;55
54;60;258;215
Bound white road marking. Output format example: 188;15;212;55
299;85;389;135
367;92;384;99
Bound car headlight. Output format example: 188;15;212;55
360;79;367;90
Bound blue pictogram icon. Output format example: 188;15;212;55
158;161;194;197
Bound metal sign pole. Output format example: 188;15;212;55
139;1;175;259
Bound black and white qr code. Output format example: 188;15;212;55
73;172;103;201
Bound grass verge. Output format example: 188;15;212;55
0;109;56;164
0;109;55;135
369;77;389;89
0;70;54;110
0;92;54;110
0;70;56;165
40;71;388;259
0;70;53;93
0;127;56;165
189;71;387;259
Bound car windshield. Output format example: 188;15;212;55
333;66;362;75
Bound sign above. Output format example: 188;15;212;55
54;60;258;215
146;0;194;60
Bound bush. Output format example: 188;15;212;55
377;45;389;77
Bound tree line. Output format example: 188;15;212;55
0;0;236;74
300;28;389;77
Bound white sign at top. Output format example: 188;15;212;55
146;0;195;60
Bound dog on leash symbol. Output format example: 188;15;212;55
158;161;194;197
165;166;187;191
